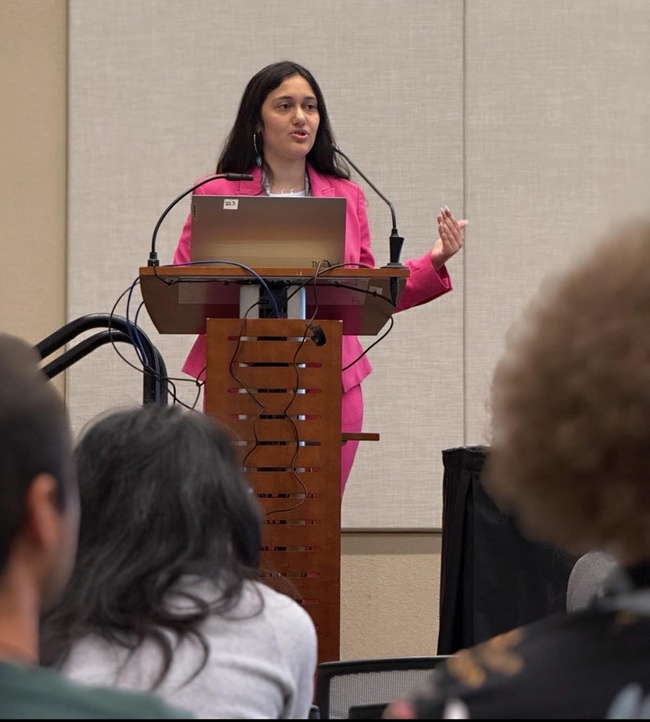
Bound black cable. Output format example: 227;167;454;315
329;281;396;306
108;278;206;410
126;284;148;366
228;301;267;427
190;372;205;411
283;260;377;305
225;270;327;517
342;316;395;371
225;295;276;485
265;342;310;516
282;262;398;372
107;281;153;378
264;264;325;516
123;287;209;405
155;260;281;318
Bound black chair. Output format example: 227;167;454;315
347;702;389;719
315;656;448;720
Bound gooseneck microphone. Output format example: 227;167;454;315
331;146;405;270
148;173;254;267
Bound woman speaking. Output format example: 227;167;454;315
173;60;467;494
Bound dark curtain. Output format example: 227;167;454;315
437;446;577;655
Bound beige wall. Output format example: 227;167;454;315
65;0;464;530
341;533;442;659
0;0;67;347
64;0;650;531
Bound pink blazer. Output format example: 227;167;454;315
173;165;452;393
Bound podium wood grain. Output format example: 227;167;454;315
205;318;343;662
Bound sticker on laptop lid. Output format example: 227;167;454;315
223;198;239;210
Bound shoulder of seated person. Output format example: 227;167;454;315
83;684;194;719
0;663;194;719
253;582;317;630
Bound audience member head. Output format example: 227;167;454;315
0;335;77;609
486;220;650;566
0;334;77;664
40;403;263;683
216;59;348;179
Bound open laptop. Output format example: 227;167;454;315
190;195;347;267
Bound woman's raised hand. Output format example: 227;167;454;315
431;206;468;271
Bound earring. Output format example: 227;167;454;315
253;133;262;167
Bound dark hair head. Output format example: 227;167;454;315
0;334;73;576
217;60;349;179
486;220;650;561
40;403;263;686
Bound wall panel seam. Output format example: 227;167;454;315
462;0;468;446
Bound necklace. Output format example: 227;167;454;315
262;171;311;197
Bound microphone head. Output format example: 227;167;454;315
223;173;254;181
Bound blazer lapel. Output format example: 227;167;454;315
308;166;335;197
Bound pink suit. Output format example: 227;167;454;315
173;165;452;492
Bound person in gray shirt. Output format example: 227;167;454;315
40;404;317;719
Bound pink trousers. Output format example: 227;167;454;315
341;384;364;495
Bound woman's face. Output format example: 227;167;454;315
259;74;320;165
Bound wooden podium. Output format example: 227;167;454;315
140;265;408;661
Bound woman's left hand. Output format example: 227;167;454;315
431;206;468;271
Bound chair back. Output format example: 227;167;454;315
347;702;389;719
315;656;448;719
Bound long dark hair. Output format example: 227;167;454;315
217;60;349;179
40;404;263;687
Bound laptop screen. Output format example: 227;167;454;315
190;195;347;268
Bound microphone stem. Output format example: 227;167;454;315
332;146;405;304
148;173;253;267
333;147;399;232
